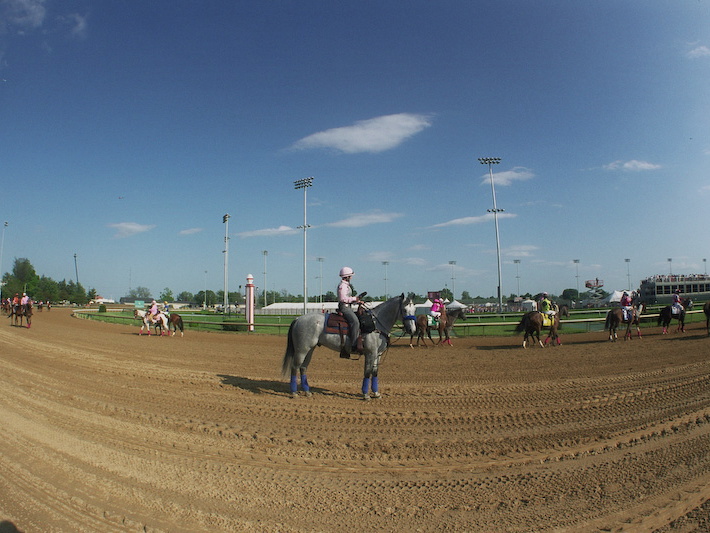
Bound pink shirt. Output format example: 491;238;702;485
431;301;444;313
337;280;357;304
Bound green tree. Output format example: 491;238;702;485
159;288;174;302
561;288;578;303
127;286;152;300
176;291;193;302
440;288;453;302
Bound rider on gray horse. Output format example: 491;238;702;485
337;266;363;358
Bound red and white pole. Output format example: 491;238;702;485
246;274;255;332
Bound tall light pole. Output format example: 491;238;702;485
573;259;580;308
513;259;521;297
382;261;389;300
668;257;672;276
223;214;230;314
0;222;8;300
203;270;207;310
294;177;314;313
625;258;631;289
704;258;707;275
479;157;503;312
448;260;456;301
317;257;324;304
74;253;79;285
262;250;268;308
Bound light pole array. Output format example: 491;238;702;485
449;260;456;301
478;157;503;312
704;258;707;275
0;222;8;300
668;257;672;276
625;258;631;290
382;261;389;300
513;259;521;297
262;250;268;308
317;257;324;304
74;253;79;285
223;214;230;314
573;259;580;307
294;177;314;313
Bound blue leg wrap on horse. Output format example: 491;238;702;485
301;375;310;392
362;377;370;395
290;375;298;394
371;376;378;393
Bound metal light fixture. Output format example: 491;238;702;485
478;157;503;312
294;177;314;313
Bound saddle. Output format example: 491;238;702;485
426;315;440;327
326;309;377;358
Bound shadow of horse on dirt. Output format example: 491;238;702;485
217;375;361;399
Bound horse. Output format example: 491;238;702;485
559;305;570;318
10;303;32;328
657;300;687;334
167;312;184;337
605;303;645;341
401;299;417;340
134;309;170;336
514;307;561;348
282;293;407;400
704;301;710;336
410;306;467;347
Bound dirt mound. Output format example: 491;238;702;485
1;308;709;532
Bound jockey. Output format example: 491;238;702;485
620;291;633;321
539;292;555;320
20;292;30;312
163;301;170;316
671;289;684;315
148;299;161;322
430;298;444;322
12;293;20;312
337;266;362;358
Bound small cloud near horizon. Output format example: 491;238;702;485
480;167;534;187
688;45;710;59
108;222;155;238
237;225;298;238
430;212;517;229
179;227;203;236
604;160;661;171
290;113;432;154
325;211;403;228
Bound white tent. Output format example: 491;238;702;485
521;299;537;311
603;290;632;304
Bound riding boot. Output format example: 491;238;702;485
340;343;350;359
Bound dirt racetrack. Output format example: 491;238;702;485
1;308;710;532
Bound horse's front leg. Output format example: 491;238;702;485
362;352;380;401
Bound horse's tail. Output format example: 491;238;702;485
657;309;664;326
604;311;612;330
514;314;527;333
176;315;184;332
281;320;297;378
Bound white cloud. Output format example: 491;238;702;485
480;167;535;187
179;227;203;236
429;212;516;229
290;113;432;154
237;225;298;238
504;245;539;258
603;159;661;171
325;211;403;228
1;0;46;31
688;45;710;59
108;222;155;239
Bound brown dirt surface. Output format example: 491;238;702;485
1;308;710;532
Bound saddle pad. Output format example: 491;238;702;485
324;313;349;335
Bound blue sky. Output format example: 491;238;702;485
1;0;709;302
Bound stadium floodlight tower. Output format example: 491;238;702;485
223;214;230;314
478;157;503;313
294;177;314;314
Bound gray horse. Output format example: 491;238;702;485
282;294;407;400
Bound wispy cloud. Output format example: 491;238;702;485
1;0;47;31
604;159;661;171
108;222;155;239
179;227;203;236
504;244;539;258
237;225;298;238
60;13;88;39
479;167;534;187
325;211;403;228
429;212;516;229
688;45;710;59
290;113;432;154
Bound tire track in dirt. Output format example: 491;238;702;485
1;308;709;531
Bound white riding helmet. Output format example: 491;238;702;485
339;266;354;278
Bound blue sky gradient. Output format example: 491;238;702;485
1;1;708;301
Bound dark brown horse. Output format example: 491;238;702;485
658;299;687;334
703;301;710;336
514;308;561;348
168;313;184;337
10;303;32;328
605;303;645;341
409;307;466;347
